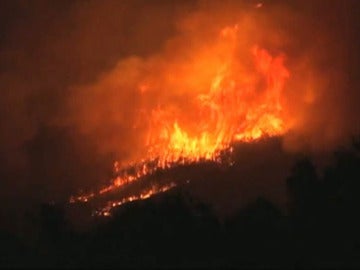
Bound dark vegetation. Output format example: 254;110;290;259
1;140;360;268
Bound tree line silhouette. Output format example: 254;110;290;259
1;139;360;268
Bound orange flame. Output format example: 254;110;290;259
94;183;177;217
70;24;290;213
145;26;289;164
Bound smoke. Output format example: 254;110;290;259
0;0;359;231
0;0;196;233
64;0;360;162
279;0;360;152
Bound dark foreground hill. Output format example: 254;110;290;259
2;139;360;268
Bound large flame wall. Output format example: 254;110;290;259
67;5;294;167
1;0;359;216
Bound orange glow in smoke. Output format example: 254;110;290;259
144;26;289;165
70;24;290;214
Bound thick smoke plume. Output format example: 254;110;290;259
0;0;359;231
65;0;360;162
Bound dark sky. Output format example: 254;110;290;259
0;0;360;234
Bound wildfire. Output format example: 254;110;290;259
143;28;289;162
93;183;177;217
70;24;290;215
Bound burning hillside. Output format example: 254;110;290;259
69;18;292;215
66;1;359;217
64;0;360;215
2;1;360;267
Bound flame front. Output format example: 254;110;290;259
70;24;291;215
145;26;289;163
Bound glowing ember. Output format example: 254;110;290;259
93;183;177;217
70;24;290;214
